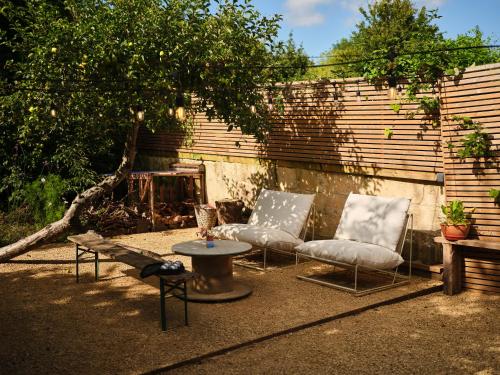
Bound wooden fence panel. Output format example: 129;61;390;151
440;63;500;245
138;78;443;179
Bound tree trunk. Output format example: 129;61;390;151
0;121;141;262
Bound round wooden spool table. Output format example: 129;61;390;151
172;239;252;302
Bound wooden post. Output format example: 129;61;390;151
442;243;463;295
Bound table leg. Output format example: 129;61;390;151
192;255;234;293
160;278;167;331
443;243;463;295
181;255;251;302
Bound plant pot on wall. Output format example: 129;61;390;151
440;223;470;241
440;200;473;241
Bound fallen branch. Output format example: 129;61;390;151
0;121;140;262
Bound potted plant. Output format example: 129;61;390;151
440;200;473;241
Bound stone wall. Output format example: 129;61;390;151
137;154;444;264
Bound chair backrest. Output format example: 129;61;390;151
334;193;411;251
248;189;315;238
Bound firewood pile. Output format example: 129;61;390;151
81;198;196;236
153;200;197;229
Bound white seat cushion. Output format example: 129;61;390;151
334;193;410;251
248;189;315;238
295;239;404;269
212;224;304;252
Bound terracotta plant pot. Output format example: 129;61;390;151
440;224;470;241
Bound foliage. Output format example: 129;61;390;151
0;0;304;211
450;116;491;159
0;206;38;247
384;128;394;139
309;0;499;96
489;189;500;203
269;34;311;82
389;103;401;113
441;200;472;226
15;174;69;227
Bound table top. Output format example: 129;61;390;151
172;239;252;257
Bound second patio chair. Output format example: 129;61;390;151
211;189;315;271
295;193;412;296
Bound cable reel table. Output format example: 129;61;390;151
172;239;252;302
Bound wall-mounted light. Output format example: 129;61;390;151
332;82;338;103
175;93;185;120
136;105;145;122
356;81;361;103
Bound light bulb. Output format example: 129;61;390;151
388;86;397;100
168;107;174;116
136;107;144;122
250;105;256;113
176;106;185;120
50;108;57;118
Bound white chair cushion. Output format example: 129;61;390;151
295;239;404;269
334;193;410;251
212;224;304;252
247;189;315;238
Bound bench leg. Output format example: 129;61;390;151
160;278;167;331
184;280;188;326
95;252;99;281
76;245;80;283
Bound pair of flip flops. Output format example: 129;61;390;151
140;260;185;278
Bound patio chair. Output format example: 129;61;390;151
295;193;412;296
211;189;315;271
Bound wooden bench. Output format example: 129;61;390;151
67;232;196;331
434;237;500;295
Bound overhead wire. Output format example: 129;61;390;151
1;44;499;95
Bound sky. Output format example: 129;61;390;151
250;0;500;57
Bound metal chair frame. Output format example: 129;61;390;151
234;204;316;272
296;214;413;296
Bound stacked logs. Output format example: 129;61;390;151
82;198;196;235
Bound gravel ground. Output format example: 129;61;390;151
171;292;500;375
1;229;488;375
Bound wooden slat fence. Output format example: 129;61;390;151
138;78;443;180
440;63;500;242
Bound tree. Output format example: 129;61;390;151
0;0;300;261
310;0;499;91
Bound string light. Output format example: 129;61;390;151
50;104;57;118
267;93;273;111
135;105;144;122
387;76;397;100
250;105;256;113
332;82;338;103
356;81;361;103
175;93;185;120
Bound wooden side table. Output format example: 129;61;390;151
434;237;500;295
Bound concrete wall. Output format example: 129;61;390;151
137;154;445;264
